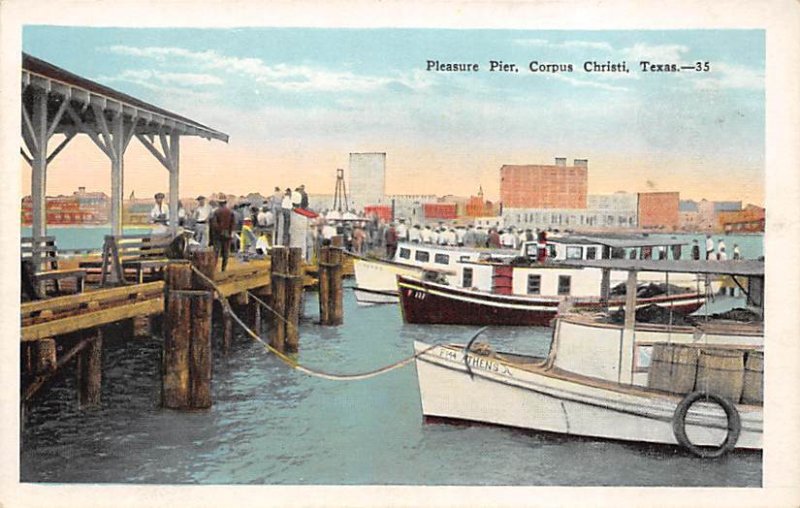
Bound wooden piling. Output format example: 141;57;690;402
285;247;303;352
318;247;331;325
76;329;102;408
190;247;217;285
163;263;192;408
34;338;57;374
248;298;262;337
189;291;213;408
270;246;288;352
329;247;344;325
222;309;233;353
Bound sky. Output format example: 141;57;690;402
21;27;765;204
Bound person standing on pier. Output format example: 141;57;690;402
385;223;398;259
691;239;701;260
210;197;235;271
705;234;714;260
193;195;212;247
150;192;169;234
299;184;309;210
281;188;293;245
733;243;741;260
717;238;727;260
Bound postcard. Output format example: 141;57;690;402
2;0;799;507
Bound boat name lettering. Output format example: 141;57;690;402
465;354;512;375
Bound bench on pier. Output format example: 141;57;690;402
21;236;86;300
80;233;175;285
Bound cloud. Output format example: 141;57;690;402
621;43;689;62
105;45;430;94
513;39;614;52
551;73;629;92
691;62;764;91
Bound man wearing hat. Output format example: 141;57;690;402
210;195;235;271
240;217;258;254
192;195;212;247
150;192;169;234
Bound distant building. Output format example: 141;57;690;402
387;194;437;222
474;216;504;230
500;157;588;209
21;186;109;225
503;207;636;231
718;204;764;233
637;192;680;230
349;152;386;211
680;199;742;232
503;191;637;231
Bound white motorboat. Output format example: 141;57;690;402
413;259;764;456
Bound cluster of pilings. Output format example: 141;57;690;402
22;244;347;419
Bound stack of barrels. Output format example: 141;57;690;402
648;343;763;405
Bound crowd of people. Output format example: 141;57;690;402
150;189;746;270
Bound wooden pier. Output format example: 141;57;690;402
20;245;346;417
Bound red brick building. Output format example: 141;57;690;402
718;204;765;233
500;158;588;209
637;192;680;230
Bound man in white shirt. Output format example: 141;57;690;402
192;195;212;247
455;226;466;246
150;192;169;234
420;225;432;244
717;239;727;260
705;234;714;260
408;224;422;243
280;189;294;245
396;220;408;241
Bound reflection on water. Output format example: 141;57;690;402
21;286;761;486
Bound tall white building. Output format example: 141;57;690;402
348;152;386;211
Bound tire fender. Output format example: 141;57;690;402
672;390;741;458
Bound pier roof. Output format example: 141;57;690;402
561;259;764;277
22;53;229;142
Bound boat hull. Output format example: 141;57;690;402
398;276;705;326
353;257;424;305
413;342;762;450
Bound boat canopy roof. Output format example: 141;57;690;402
561;258;764;277
548;235;687;248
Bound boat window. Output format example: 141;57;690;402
415;250;430;262
527;274;541;295
585;247;597;260
548;245;557;258
459;255;470;262
462;267;473;288
399;248;411;259
434;253;450;265
558;275;571;295
566;246;583;260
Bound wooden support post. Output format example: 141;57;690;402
34;338;57;374
189;291;213;408
619;270;638;385
318;247;331;325
329;247;344;325
270;247;288;352
163;262;192;408
600;268;611;312
285;247;303;352
190;247;217;285
76;329;102;408
132;315;152;337
248;298;262;337
222;309;233;353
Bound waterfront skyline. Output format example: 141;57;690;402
21;27;764;204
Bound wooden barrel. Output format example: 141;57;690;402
741;350;764;405
647;344;673;392
670;345;700;394
647;344;698;394
695;348;745;403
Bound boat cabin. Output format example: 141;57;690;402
548;259;764;391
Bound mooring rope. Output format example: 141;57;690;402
189;266;437;381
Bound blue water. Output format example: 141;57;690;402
21;227;764;261
20;226;152;250
20;286;761;486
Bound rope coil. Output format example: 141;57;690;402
189;265;436;381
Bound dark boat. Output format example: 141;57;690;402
397;275;705;326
